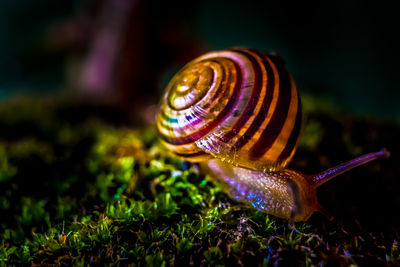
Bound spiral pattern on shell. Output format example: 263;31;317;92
157;48;301;171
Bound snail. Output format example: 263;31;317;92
156;48;390;222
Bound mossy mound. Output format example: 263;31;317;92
0;96;399;266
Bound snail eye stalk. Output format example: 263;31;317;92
312;149;390;187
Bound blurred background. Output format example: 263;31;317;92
0;0;399;118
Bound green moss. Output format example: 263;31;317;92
0;96;398;266
19;197;50;227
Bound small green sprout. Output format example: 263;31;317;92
204;246;223;266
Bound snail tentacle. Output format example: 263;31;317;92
312;148;390;187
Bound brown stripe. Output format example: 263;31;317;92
249;56;292;159
160;61;243;145
220;49;264;143
231;50;275;149
277;93;301;162
174;150;207;158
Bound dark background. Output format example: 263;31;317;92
0;2;399;265
0;0;399;117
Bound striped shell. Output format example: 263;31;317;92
157;48;301;171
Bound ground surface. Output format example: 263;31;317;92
0;96;399;266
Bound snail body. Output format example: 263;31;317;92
157;48;389;222
203;159;318;222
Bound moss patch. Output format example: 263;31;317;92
0;96;399;266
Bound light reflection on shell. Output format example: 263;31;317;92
157;48;301;171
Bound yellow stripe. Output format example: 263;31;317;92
262;75;298;162
162;141;200;154
240;56;280;152
160;141;212;162
176;154;212;162
233;50;268;141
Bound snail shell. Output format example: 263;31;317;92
157;48;301;171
